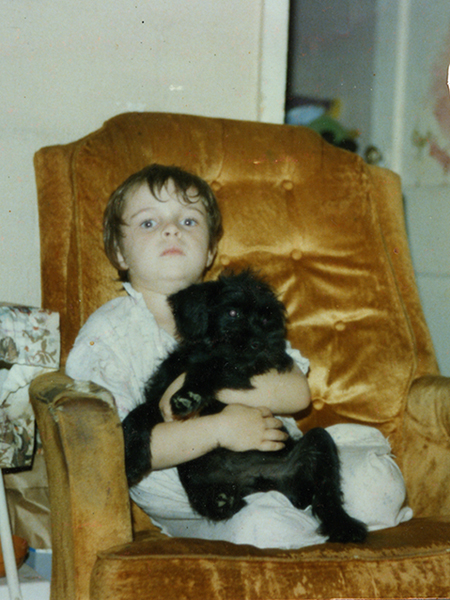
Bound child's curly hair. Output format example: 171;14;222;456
103;164;223;282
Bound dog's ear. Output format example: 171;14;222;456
168;281;218;341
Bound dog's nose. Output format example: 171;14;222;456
250;341;261;350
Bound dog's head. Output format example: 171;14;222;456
168;270;291;371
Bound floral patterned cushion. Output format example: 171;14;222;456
0;305;60;468
0;305;60;369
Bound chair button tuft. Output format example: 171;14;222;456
221;256;231;266
291;249;302;261
282;180;294;191
313;399;325;410
335;321;346;332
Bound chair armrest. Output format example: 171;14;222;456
30;371;133;600
402;375;450;518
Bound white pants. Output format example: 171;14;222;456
130;423;413;549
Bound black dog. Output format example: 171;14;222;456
122;271;367;543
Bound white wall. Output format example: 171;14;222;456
1;0;288;307
372;0;450;375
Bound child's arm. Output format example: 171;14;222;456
154;365;310;470
159;365;311;423
151;402;288;470
218;365;311;415
217;341;311;414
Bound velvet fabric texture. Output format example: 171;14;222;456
91;520;450;600
31;113;450;599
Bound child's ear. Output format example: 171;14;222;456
168;281;216;341
206;245;216;269
115;246;129;270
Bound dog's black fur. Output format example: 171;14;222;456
122;271;367;543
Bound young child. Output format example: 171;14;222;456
66;164;412;549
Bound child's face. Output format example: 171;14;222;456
116;181;216;296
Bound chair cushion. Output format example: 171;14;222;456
90;517;450;599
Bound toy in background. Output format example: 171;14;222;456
285;97;382;164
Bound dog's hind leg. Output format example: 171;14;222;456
178;463;248;520
283;429;367;543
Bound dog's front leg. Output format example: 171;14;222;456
122;398;164;486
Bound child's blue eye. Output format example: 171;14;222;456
182;218;197;227
141;219;156;229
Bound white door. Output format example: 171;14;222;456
259;0;290;124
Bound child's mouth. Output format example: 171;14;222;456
161;246;184;256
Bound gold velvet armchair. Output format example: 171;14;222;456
30;112;450;600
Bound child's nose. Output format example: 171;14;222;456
162;221;181;236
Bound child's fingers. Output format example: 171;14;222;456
256;409;287;432
261;415;289;451
256;407;285;427
254;407;289;450
263;416;286;430
259;439;286;451
218;404;288;452
256;406;274;418
265;427;289;442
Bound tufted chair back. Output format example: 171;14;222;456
35;112;437;454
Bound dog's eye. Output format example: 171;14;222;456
229;309;239;318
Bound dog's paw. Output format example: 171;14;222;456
171;389;204;417
195;490;246;521
212;492;247;520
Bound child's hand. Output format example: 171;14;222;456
215;404;288;452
